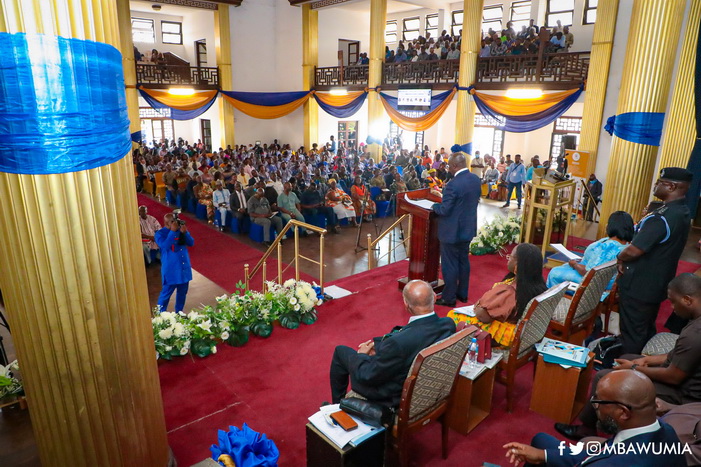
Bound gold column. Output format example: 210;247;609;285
302;4;319;150
367;0;387;161
215;5;235;148
0;1;169;466
578;0;620;175
454;0;484;165
658;0;701;169
116;0;142;145
598;0;686;236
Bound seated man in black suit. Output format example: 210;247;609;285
329;280;456;407
504;370;685;466
228;181;249;224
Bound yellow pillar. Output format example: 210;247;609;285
367;0;387;161
0;1;168;466
578;0;620;176
302;4;319;150
215;5;235;148
658;0;701;169
599;0;686;236
116;0;142;146
454;0;484;165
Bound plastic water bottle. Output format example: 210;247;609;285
468;338;479;368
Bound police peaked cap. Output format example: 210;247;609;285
660;167;693;182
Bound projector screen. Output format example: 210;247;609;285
397;88;432;108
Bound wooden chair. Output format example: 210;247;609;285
391;325;476;466
546;260;618;345
601;282;620;334
495;283;568;412
153;172;167;199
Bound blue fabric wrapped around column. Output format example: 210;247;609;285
603;112;665;146
0;33;131;174
451;143;473;155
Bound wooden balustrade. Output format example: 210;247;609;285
135;64;220;89
382;59;460;86
313;52;590;90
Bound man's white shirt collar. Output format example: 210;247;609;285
612;420;659;445
454;168;469;177
408;311;435;323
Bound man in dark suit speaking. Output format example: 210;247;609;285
432;153;481;307
329;280;456;407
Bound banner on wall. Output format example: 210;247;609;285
565;149;590;178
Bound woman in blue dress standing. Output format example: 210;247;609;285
546;211;634;289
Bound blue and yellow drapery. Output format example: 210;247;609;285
137;84;584;135
138;87;219;120
467;85;584;133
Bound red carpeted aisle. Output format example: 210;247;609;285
138;194;314;291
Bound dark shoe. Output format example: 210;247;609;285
263;241;272;247
435;298;456;307
554;423;595;441
501;203;510;208
456;296;468;303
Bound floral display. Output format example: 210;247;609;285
470;215;521;255
152;311;192;359
152;280;323;360
0;360;22;401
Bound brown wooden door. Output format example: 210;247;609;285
348;41;359;65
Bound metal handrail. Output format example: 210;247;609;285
244;219;327;293
367;214;412;270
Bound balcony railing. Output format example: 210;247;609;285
383;59;460;86
313;51;590;90
476;52;590;87
135;64;220;89
314;65;369;88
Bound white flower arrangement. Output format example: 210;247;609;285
152;306;191;360
152;280;323;360
0;360;22;400
470;215;521;255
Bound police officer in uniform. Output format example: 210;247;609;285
616;167;692;354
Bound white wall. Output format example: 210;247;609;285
131;9;215;65
318;7;370;67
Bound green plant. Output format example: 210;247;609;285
470;216;521;255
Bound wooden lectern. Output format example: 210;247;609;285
396;189;444;291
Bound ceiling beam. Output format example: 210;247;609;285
150;0;243;9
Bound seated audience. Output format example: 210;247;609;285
326;179;357;226
247;188;283;247
301;181;339;234
212;181;232;230
483;161;499;197
350;176;376;222
556;273;701;441
228;181;249;225
504;370;686;466
447;243;547;347
546;211;634;289
277;182;314;235
193;175;214;223
329;280;456;406
139;205;161;265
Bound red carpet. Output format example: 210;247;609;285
138;195;314;291
157;231;700;466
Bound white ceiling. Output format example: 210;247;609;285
333;0;424;14
130;0;195;17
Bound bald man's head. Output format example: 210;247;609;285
402;280;435;316
595;370;657;434
447;153;467;175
